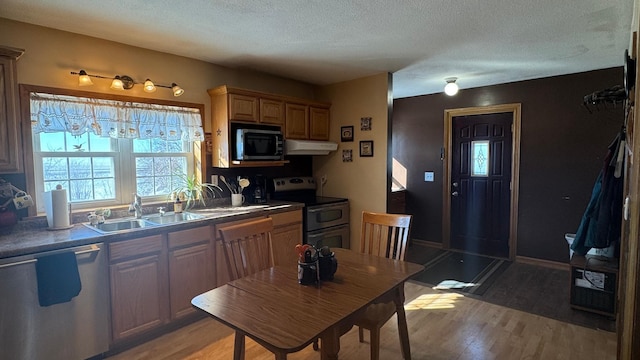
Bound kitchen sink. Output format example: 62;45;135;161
144;212;204;225
84;219;154;234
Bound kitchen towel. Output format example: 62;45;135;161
35;251;82;307
43;185;71;229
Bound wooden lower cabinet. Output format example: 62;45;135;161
108;212;301;344
270;209;303;266
388;190;407;214
213;210;301;285
214;216;266;286
108;226;215;344
109;234;169;343
168;226;215;320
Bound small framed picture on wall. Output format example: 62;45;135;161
341;126;354;142
361;117;372;131
342;149;353;162
360;140;374;157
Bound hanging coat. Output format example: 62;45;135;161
571;131;624;256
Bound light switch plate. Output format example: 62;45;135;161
211;175;219;186
424;171;434;182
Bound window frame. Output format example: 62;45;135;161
20;85;205;216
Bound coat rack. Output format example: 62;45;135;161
583;85;626;113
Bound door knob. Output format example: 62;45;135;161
452;191;459;196
452;182;458;187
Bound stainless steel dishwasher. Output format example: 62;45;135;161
0;243;110;360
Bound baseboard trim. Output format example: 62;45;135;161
410;239;442;249
516;255;569;271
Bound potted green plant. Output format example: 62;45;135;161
171;173;222;210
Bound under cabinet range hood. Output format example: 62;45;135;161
285;139;338;155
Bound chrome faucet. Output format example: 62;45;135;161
129;193;142;219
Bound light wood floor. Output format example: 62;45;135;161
107;281;616;360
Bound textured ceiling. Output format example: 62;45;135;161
0;0;635;98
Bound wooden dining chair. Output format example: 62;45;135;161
356;211;412;360
218;217;285;360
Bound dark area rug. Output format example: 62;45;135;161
411;249;510;296
479;262;616;332
406;242;616;332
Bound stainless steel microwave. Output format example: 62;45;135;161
234;128;284;161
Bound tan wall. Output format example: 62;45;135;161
0;18;316;133
1;18;392;247
314;73;390;250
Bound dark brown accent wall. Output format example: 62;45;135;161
393;67;624;263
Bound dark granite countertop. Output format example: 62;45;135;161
0;202;304;259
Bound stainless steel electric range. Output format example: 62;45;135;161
271;177;350;249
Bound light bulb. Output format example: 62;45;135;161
444;80;459;96
110;76;124;90
143;79;156;93
78;70;93;86
171;83;184;97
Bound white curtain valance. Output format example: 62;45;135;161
30;92;203;142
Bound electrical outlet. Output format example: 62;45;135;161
321;175;328;185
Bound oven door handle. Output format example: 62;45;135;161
307;207;344;214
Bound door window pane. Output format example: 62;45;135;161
471;141;490;177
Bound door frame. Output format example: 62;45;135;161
442;103;522;260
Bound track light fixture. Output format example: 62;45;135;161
70;70;184;96
444;77;459;96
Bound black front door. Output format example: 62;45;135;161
450;112;513;257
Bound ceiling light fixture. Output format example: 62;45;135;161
70;70;184;96
444;78;459;96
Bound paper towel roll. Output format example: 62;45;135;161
44;186;71;230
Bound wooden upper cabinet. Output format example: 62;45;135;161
228;94;258;122
309;107;330;140
285;103;309;140
285;104;330;141
208;85;330;167
0;46;24;173
260;98;284;125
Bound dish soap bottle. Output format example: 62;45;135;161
174;194;183;213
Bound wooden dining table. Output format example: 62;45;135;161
191;248;424;360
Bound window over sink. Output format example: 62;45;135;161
28;90;205;213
